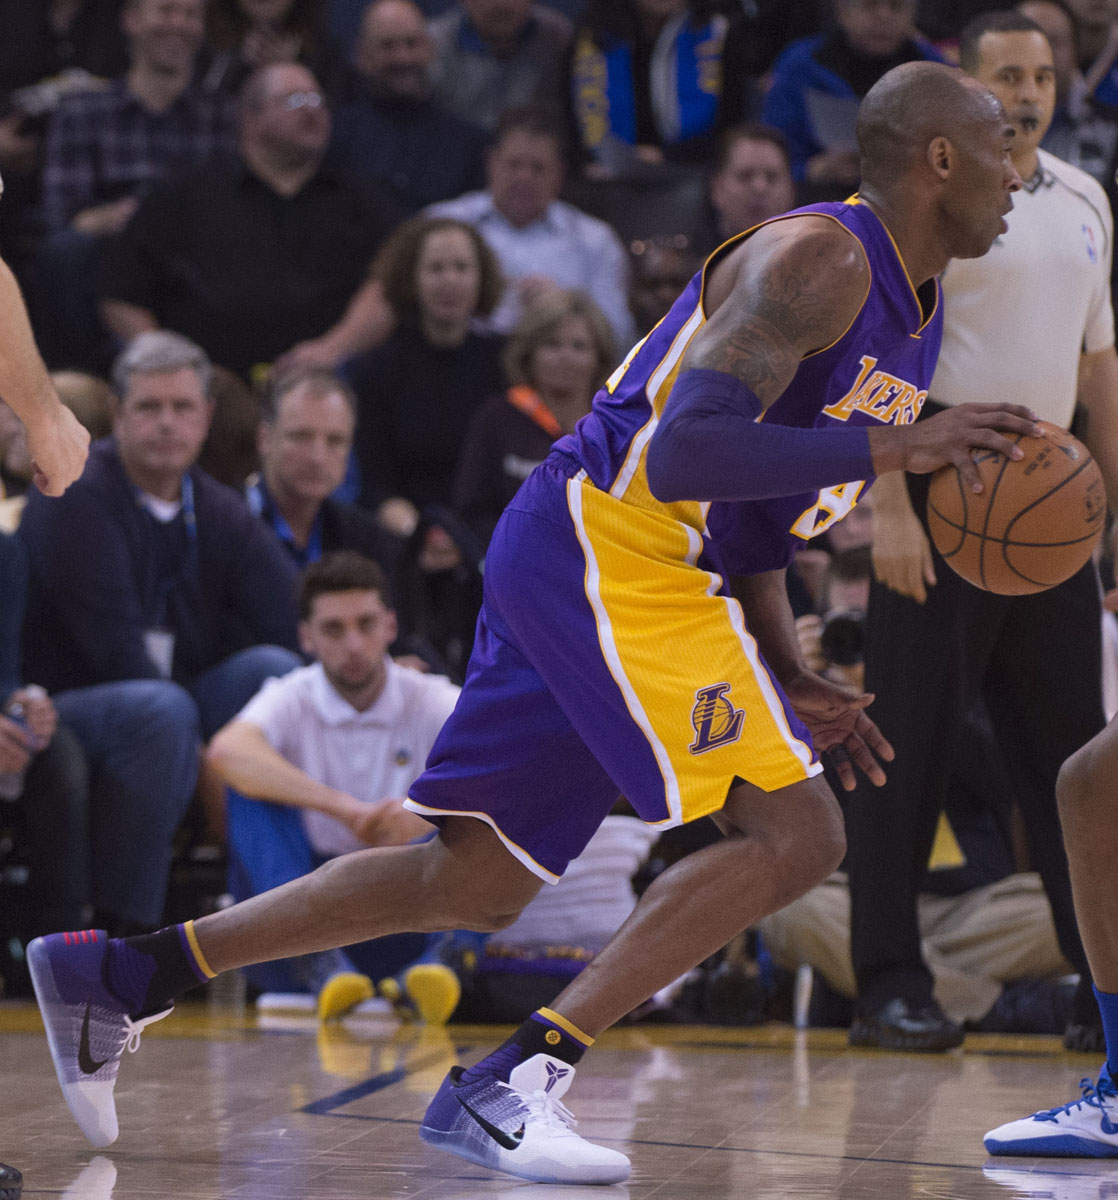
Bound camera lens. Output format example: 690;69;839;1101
820;609;865;667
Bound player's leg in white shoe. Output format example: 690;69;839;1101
986;717;1118;1156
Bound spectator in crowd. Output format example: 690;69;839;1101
566;0;755;175
1065;0;1118;105
331;0;489;214
1021;0;1118;206
35;0;235;372
99;62;400;379
428;0;572;133
20;332;303;769
762;0;944;194
453;290;612;544
206;550;459;1015
197;366;262;489
251;366;404;573
845;11;1118;1052
627;234;702;337
0;530;90;939
204;0;358;101
0;0;129;273
427;104;633;349
349;215;506;536
697;122;796;253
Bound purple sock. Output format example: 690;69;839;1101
459;1008;591;1085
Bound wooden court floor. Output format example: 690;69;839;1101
3;998;1118;1199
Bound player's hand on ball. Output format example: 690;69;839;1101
894;403;1043;491
783;671;894;791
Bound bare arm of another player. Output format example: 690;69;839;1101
206;719;429;845
732;568;893;790
0;256;88;495
646;216;1043;503
99;298;159;342
1077;346;1118;514
869;471;937;603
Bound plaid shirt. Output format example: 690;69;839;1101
42;78;236;233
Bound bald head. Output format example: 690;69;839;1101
355;0;433;99
858;61;1004;190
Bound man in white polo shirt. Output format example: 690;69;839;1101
206;550;460;1019
844;10;1118;1054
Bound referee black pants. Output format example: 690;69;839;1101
844;467;1104;1010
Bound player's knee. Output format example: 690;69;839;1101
455;897;529;933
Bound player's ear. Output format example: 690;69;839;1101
927;136;953;179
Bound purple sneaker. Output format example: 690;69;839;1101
418;1053;630;1184
28;932;171;1147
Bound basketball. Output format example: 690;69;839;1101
926;421;1106;595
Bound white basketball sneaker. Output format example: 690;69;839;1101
984;1071;1118;1158
419;1053;631;1184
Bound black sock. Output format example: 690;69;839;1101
459;1007;593;1085
104;922;215;1015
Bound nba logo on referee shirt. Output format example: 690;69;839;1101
690;684;745;754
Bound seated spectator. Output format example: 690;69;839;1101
1020;0;1118;207
204;0;358;101
453;290;613;544
349;215;506;536
567;0;755;175
206;551;459;1015
1065;0;1118;106
696;122;796;254
627;234;703;337
34;0;235;372
427;105;634;349
0;0;129;276
251;366;404;573
428;0;573;133
0;530;92;938
20;329;302;746
99;61;400;379
331;0;489;214
197;366;263;489
762;0;943;195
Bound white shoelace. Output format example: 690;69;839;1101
507;1084;578;1133
121;1007;171;1054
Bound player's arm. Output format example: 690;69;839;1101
206;719;362;822
1076;346;1118;514
869;471;937;604
645;217;1043;504
731;569;892;790
0;255;88;495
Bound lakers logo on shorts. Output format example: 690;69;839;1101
689;683;745;755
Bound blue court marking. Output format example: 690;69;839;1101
299;1045;474;1116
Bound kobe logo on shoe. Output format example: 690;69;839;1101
79;1004;109;1075
458;1097;526;1149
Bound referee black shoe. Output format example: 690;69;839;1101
849;997;964;1051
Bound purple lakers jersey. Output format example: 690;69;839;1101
555;197;943;575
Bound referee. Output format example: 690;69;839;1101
845;10;1118;1051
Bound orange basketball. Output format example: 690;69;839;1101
926;421;1106;595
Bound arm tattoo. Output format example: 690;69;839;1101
688;232;863;405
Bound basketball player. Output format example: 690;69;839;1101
0;171;88;1200
28;62;1037;1186
844;11;1118;1059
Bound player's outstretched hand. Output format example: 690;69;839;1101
878;403;1043;493
27;403;89;496
783;670;893;791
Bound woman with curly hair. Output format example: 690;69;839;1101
349;216;507;537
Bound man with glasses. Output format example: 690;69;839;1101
99;62;402;380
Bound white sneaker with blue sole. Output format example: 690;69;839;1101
984;1070;1118;1157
